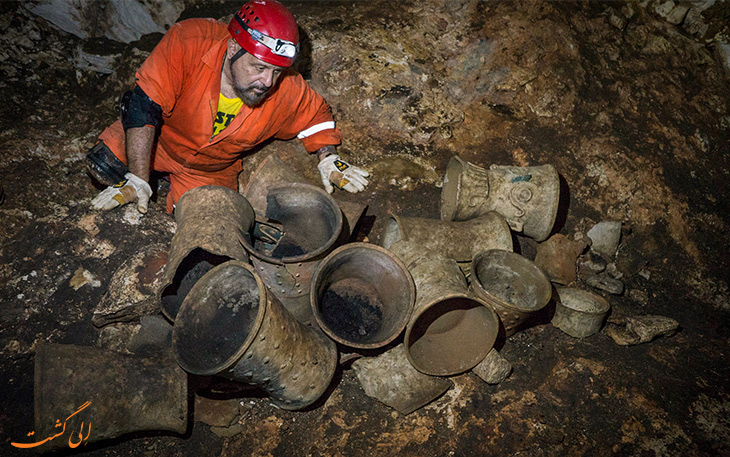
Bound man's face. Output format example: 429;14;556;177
229;50;285;107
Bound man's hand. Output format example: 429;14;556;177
91;172;152;213
317;154;369;194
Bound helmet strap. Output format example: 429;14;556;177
230;47;247;66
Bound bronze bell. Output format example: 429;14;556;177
173;260;338;410
440;155;560;242
158;185;254;321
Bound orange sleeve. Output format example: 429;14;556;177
276;74;343;153
134;21;194;115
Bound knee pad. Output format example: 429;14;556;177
86;141;129;186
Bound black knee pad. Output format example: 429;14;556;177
86;141;129;186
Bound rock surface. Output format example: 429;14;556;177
26;0;184;43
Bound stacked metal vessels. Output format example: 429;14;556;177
158;185;255;320
168;155;416;413
33;152;570;448
351;155;562;414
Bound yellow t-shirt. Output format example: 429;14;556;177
212;93;243;137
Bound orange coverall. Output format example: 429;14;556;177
98;18;342;212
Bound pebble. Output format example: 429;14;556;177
587;221;622;258
472;349;512;384
585;273;624;295
605;315;679;345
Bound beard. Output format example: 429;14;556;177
234;83;271;107
229;60;273;107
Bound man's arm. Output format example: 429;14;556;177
91;87;159;213
126;126;155;182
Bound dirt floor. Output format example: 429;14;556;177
1;0;729;456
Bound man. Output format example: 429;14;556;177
88;0;369;214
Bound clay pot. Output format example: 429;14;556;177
552;286;610;338
389;241;500;376
470;249;553;337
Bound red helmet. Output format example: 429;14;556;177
228;0;299;67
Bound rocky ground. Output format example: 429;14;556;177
1;0;729;456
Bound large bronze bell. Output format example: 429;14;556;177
158;185;254;321
440;155;560;242
311;243;414;349
172;260;338;410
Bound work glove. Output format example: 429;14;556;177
91;172;152;214
317;154;369;194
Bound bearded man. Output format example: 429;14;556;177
88;0;369;214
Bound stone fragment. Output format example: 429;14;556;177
577;251;607;279
74;45;120;74
127;315;173;356
352;344;452;415
69;266;101;290
607;8;627;30
472;349;512;384
606;262;623;279
627;315;679;342
621;2;638;18
666;4;690;24
683;8;708;37
92;243;168;327
534;233;588;285
587;221;622;258
585;273;625;295
653;0;676;19
96;323;140;353
605;315;679;345
628;289;649;305
194;396;241;428
209;423;243;438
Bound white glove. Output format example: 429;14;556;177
317;154;369;194
91;172;152;214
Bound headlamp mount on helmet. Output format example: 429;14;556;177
233;12;297;59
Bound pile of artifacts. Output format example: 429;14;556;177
29;154;679;450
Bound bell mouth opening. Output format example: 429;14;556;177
246;183;342;263
405;296;498;376
471;250;552;313
173;261;265;375
439;156;465;221
312;244;414;349
160;248;233;321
